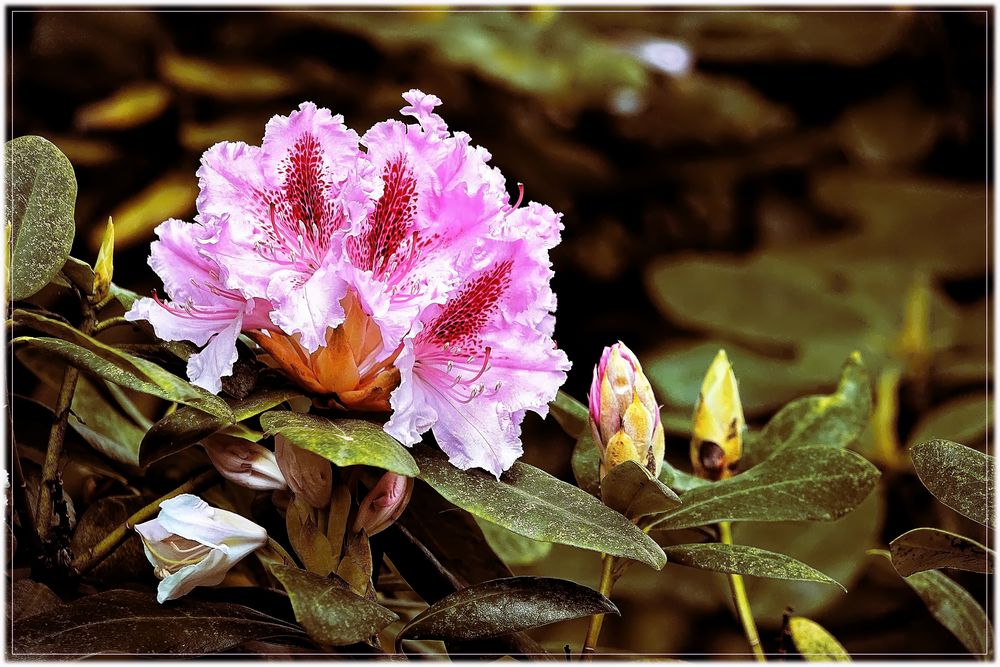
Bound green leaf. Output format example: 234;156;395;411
571;430;601;497
549;390;589;438
110;282;141;310
910;439;993;528
260;410;418;476
12;310;233;421
663;543;844;590
397;576;618;643
658;459;711;493
746;352;871;467
60;256;96;296
650;446;879;531
140;389;299;467
645;255;870;348
601;460;680;518
890;528;992;577
412;445;666;570
907;394;993;448
267;563;396;647
474;517;553;567
12;589;304;656
6;136;77;301
788;616;851;661
901;566;991;655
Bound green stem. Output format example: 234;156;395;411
91;316;132;335
720;521;766;661
93;292;117;311
36;305;96;540
581;554;615;660
71;469;220;575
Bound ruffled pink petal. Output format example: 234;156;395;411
266;262;349;352
147;219;224;303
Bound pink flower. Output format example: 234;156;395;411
128;91;570;477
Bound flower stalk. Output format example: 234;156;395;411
581;553;616;660
71;468;220;576
720;521;766;661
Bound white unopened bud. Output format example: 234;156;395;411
202;436;286;491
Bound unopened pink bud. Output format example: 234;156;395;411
352;472;414;536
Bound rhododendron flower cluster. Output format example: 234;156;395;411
127;90;570;477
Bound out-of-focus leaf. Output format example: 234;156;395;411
662;542;844;589
894;563;992;656
747;352;871;467
159;54;297;100
644;340;837;418
910;439;993;528
140;389;299;467
397;576;617;643
268;564;395;647
907;395;993;448
890;528;992;577
618;72;793;146
179;115;271;152
788;616;851;661
96;171;198;251
12;589;304;656
646;255;870;348
47;135;120;167
260;411;418;476
837;88;943;169
5;135;77;301
12;311;233;421
601;460;680;518
74;82;171;131
549;390;589;438
412;445;666;570
474;517;553;567
809;171;988;279
737;490;883;621
650;446;879;531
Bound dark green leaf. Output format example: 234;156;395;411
12;589;304;656
747;352;871;467
890;528;992;577
12;310;233;420
910;439;993;528
69;496;149;582
413;445;666;569
398;576;617;643
61;256;95;296
650;446;879;531
901;566;991;655
268;564;396;647
10;580;64;621
571;430;601;497
140;389;299;467
661;543;845;590
6;135;77;301
474;517;553;567
788;616;851;661
110;282;141;310
601;460;680;518
260;410;418;476
659;459;711;493
549;390;589;438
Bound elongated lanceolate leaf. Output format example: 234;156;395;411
412;445;666;569
601;460;680;518
910;439;994;528
397;577;617;643
902;566;991;655
890;527;992;577
549;390;589;438
662;543;845;590
746;352;871;466
650;446;879;531
260;411;418;476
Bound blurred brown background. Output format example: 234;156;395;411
8;7;992;657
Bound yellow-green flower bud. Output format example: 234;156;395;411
93;217;114;302
589;342;665;481
690;349;744;481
